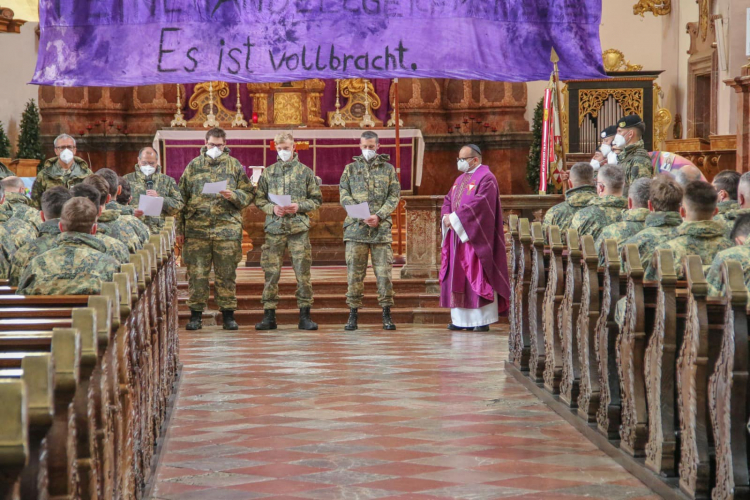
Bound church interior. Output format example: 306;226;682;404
1;0;750;498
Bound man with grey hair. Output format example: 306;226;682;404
673;164;703;187
0;176;42;230
542;162;597;233
31;133;91;208
570;165;628;241
594;177;652;259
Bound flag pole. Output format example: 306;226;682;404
550;48;567;178
393;78;405;265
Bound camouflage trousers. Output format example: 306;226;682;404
183;237;242;311
261;231;313;309
345;241;394;309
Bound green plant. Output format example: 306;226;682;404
526;97;547;193
16;99;45;166
0;121;10;158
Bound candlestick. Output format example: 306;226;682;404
170;84;187;127
330;79;346;127
203;81;219;128
386;97;402;128
231;83;248;128
359;80;375;128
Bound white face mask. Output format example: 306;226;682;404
612;134;627;148
607;151;619;165
206;147;222;160
590;159;601;170
457;159;471;172
599;144;612;157
361;149;377;161
59;149;74;164
278;150;293;162
140;165;156;177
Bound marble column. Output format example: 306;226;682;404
400;195;444;279
725;63;750;173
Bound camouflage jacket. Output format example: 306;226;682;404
2;192;43;230
31;157;91;208
644;220;732;281
618;211;683;270
542;185;597;234
97;209;141;254
569;195;627;242
178;147;255;241
9;219;61;286
95;233;130;264
595;207;650;262
339;153;401;243
617;140;653;193
255;154;322;235
106;201;150;244
124;165;184;233
714;200;740;225
0;225;12;279
706;241;750;300
17;232;120;296
0;209;38;253
0;162;13;179
714;207;750;239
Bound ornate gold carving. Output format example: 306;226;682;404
633;0;671;17
652;83;672;150
187;81;234;128
578;89;644;126
602;49;644;72
328;78;383;127
273;93;303;125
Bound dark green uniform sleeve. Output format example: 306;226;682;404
162;176;184;217
177;167;191;237
375;167;401;221
298;171;322;214
228;163;255;210
30;170;45;208
254;171;275;215
339;166;355;206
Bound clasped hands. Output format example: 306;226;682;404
442;214;453;230
273;204;299;217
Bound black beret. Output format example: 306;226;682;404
617;114;643;129
600;125;618;139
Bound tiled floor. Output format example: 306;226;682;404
150;325;658;500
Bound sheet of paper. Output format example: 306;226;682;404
202;179;228;194
345;202;371;219
251;167;263;184
269;193;292;206
137;195;164;217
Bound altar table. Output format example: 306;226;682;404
152;128;425;191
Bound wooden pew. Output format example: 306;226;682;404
560;229;582;407
514;219;532;372
543;226;565;394
708;259;750;499
577;235;600;421
508;215;520;365
596;239;624;439
0;377;26;500
528;222;547;382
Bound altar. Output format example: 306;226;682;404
152;128;425;191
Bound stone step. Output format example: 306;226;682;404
177;278;439;295
178;293;440;310
178;307;452;328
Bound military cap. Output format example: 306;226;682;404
617;114;644;129
600;125;618;139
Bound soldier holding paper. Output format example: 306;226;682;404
125;146;184;233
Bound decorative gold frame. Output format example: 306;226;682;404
578;89;644;126
652;83;672;150
633;0;671;17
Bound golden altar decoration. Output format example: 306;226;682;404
632;0;671;17
327;78;383;128
246;80;326;127
187;81;234;127
602;49;643;72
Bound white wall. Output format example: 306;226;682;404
0;22;39;156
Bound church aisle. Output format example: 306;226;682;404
149;325;658;500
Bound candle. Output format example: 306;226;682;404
252;112;259;124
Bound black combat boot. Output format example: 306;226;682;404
344;308;358;331
298;307;318;330
186;310;202;330
255;309;277;330
222;310;239;330
382;307;396;330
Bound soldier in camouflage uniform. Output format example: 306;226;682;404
0;184;38;251
1;177;43;230
124;147;184;234
612;115;652;194
70;183;134;262
96;168;151;245
570;165;628;242
713;171;750;239
340;131;401;331
78;176;143;253
31;134;92;208
619;176;684;270
17;197;120;295
254;133;322;331
644;180;731;281
178;127;255;331
595;177;651;262
542;162;597;235
0;161;12;180
712;170;741;225
9;187;71;286
706;213;750;299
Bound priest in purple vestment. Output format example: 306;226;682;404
440;145;511;332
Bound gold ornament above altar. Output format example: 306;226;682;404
327;78;383;128
187;81;235;128
246;80;325;127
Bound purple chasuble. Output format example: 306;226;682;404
439;165;510;315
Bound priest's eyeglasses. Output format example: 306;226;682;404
457;156;477;161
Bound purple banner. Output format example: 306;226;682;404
32;0;606;87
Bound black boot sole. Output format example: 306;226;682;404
383;325;396;330
299;323;319;330
344;325;358;331
186;323;202;331
255;324;277;331
223;324;239;330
